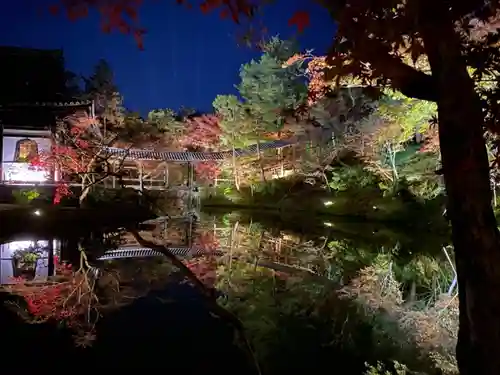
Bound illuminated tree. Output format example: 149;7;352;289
238;37;307;135
179;114;223;181
83;59;125;130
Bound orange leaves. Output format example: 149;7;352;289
284;53;331;105
288;10;310;33
283;54;304;68
185;230;220;288
180;114;222;150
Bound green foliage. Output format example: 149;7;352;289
377;91;437;137
357;90;438;184
83;59;125;126
237;37;307;132
398;152;443;199
216;259;453;375
311;87;378;135
328;165;380;192
364;361;409;375
213;37;309;145
12;189;41;205
213;94;253;147
147;108;185;136
84;59;117;95
260;36;299;62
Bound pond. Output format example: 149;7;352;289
0;204;457;375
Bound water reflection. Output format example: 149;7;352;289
91;210;454;302
0;239;60;284
0;209;458;374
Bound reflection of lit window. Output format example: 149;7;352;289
1;240;49;257
14;139;38;161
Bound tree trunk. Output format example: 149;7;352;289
420;9;500;375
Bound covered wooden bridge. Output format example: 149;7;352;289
98;139;296;191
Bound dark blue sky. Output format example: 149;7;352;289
0;0;333;115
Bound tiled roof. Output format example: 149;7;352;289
101;139;295;162
97;247;223;260
0;100;92;108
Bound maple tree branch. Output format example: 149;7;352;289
130;230;213;297
319;0;439;102
78;151;130;204
129;230;261;375
349;36;438;102
106;169;260;374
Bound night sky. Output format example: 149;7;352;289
0;0;333;115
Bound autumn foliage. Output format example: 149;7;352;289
180;114;222;150
30;113;97;204
283;54;331;106
6;260;94;328
52;0;310;50
180;114;223;181
184;231;220;288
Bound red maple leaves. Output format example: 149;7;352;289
180;114;222;150
53;1;310;49
184;230;220;287
29;114;96;204
288;10;310;33
180;114;223;181
8;261;78;323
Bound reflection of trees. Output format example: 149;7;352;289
214;242;457;374
207;216;455;305
6;247;100;346
98;258;176;306
4;242;178;348
214;260;451;375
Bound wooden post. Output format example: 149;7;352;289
112;160;117;189
186;216;193;248
139;162;144;191
279;148;284;177
47;238;55;278
186;162;193;213
164;164;169;188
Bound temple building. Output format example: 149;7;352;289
0;46;89;284
0;46;91;189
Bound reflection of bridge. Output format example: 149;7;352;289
96;247;223;260
96;245;318;278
